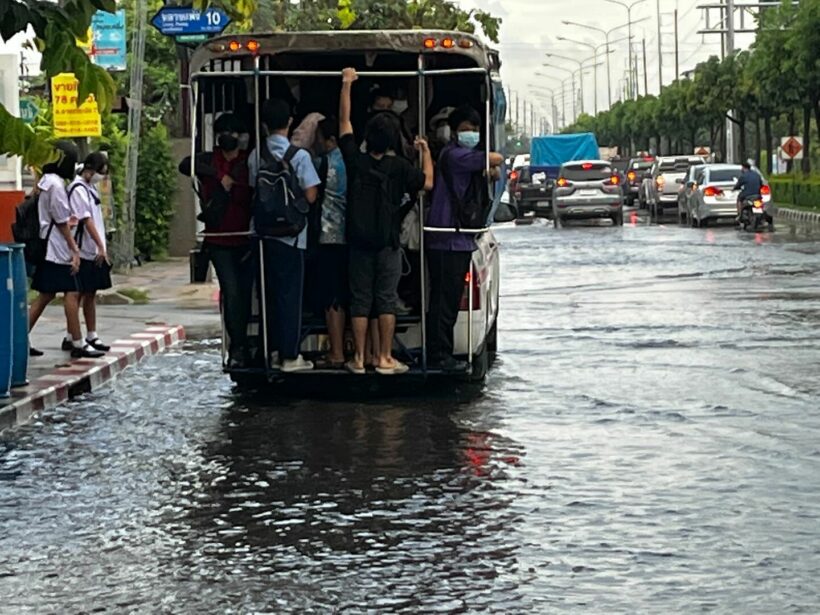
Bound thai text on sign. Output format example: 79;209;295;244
51;73;102;138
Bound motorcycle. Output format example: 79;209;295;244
738;195;775;232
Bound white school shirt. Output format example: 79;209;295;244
68;177;106;261
38;173;74;265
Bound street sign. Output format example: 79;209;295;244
175;34;210;44
19;99;38;124
780;136;804;161
151;6;230;36
694;146;711;157
51;73;102;138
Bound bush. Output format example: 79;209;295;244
135;123;176;259
769;174;820;212
99;114;127;228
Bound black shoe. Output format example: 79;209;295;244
71;345;105;359
61;338;74;351
86;338;110;352
227;353;246;370
441;356;470;374
29;347;44;357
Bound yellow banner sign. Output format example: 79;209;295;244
51;72;102;138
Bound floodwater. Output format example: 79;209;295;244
2;220;820;613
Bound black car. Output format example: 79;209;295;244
624;156;656;207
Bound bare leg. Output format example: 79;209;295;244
63;292;83;342
29;293;56;330
351;316;368;369
377;313;397;368
325;307;346;363
366;318;380;366
81;292;97;336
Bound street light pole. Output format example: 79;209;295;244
546;52;599;117
604;0;647;100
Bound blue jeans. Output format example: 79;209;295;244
261;239;304;360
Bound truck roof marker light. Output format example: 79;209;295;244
423;38;437;49
228;40;242;52
246;40;260;53
442;37;456;49
459;39;474;49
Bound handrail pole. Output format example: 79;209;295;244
253;55;270;374
417;54;429;375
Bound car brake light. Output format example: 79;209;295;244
760;185;771;196
703;186;723;197
556;177;570;188
627;171;637;182
643;156;654;161
460;270;482;311
510;170;518;181
605;175;620;186
581;163;593;170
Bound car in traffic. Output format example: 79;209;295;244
625;156;655;208
677;164;706;224
513;165;553;219
642;155;705;222
552;160;624;227
684;164;771;228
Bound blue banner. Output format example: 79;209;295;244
151;7;231;36
90;10;127;72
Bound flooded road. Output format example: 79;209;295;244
2;221;820;613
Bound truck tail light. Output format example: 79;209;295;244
459;270;482;311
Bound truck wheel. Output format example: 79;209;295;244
469;343;489;382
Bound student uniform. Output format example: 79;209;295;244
31;173;80;294
68;177;112;292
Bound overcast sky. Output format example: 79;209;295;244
457;0;757;129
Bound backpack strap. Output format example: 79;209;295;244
283;144;300;165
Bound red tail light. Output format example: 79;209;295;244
459;270;482;311
627;171;637;182
581;163;593;170
703;186;723;197
605;175;620;186
643;156;655;161
760;184;771;196
556;177;570;188
510;170;518;181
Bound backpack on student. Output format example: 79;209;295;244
11;192;52;265
439;149;491;230
253;143;309;238
347;160;395;250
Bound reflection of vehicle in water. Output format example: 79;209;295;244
187;31;513;388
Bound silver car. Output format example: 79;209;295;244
643;155;706;222
552;160;624;227
685;164;772;228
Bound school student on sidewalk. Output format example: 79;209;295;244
28;140;105;359
426;105;504;372
339;67;434;375
249;99;320;373
66;152;113;354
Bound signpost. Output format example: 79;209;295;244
151;6;231;36
779;136;804;161
694;146;711;157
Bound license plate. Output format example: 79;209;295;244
753;207;763;214
580;190;598;197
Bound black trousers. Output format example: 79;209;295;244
261;239;305;360
208;244;253;355
426;249;473;360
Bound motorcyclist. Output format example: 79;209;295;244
734;160;763;221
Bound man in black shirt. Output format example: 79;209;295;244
339;67;434;375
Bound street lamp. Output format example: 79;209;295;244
603;0;647;100
545;51;600;117
562;17;649;109
533;72;571;130
541;63;579;123
527;84;558;133
556;35;628;116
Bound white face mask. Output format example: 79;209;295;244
436;125;451;142
392;100;409;115
91;173;105;185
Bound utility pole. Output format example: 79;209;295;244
674;9;680;80
515;91;520;133
642;38;649;96
726;0;736;163
656;0;663;92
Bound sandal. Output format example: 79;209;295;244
345;360;366;375
375;360;410;376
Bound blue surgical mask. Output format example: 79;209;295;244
457;130;480;149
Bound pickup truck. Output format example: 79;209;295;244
514;133;601;220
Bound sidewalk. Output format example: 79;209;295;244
0;258;222;432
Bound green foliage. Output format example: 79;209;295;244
98;115;128;226
769;174;820;211
135;124;177;259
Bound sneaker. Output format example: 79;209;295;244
281;355;314;373
71;344;105;359
441;356;470;374
61;338;74;351
29;347;44;357
395;298;413;316
86;337;111;352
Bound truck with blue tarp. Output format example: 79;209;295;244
514;133;601;218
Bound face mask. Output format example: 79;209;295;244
392;100;409;115
91;173;105;185
436;125;451;142
217;133;239;151
457;130;481;149
238;133;250;150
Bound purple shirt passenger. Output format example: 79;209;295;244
426;142;487;252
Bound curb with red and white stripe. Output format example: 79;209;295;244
0;325;185;432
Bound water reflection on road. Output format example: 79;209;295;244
2;220;820;613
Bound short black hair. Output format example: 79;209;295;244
741;160;752;169
364;112;399;155
42;140;79;179
369;87;394;108
448;105;481;132
261;98;291;132
317;116;338;142
83;151;108;173
214;112;245;134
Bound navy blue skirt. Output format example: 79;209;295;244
31;261;80;294
78;259;113;292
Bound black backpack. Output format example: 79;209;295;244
347;159;395;250
12;192;53;265
253;143;308;238
439;149;491;230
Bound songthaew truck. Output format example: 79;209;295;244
513;133;600;219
